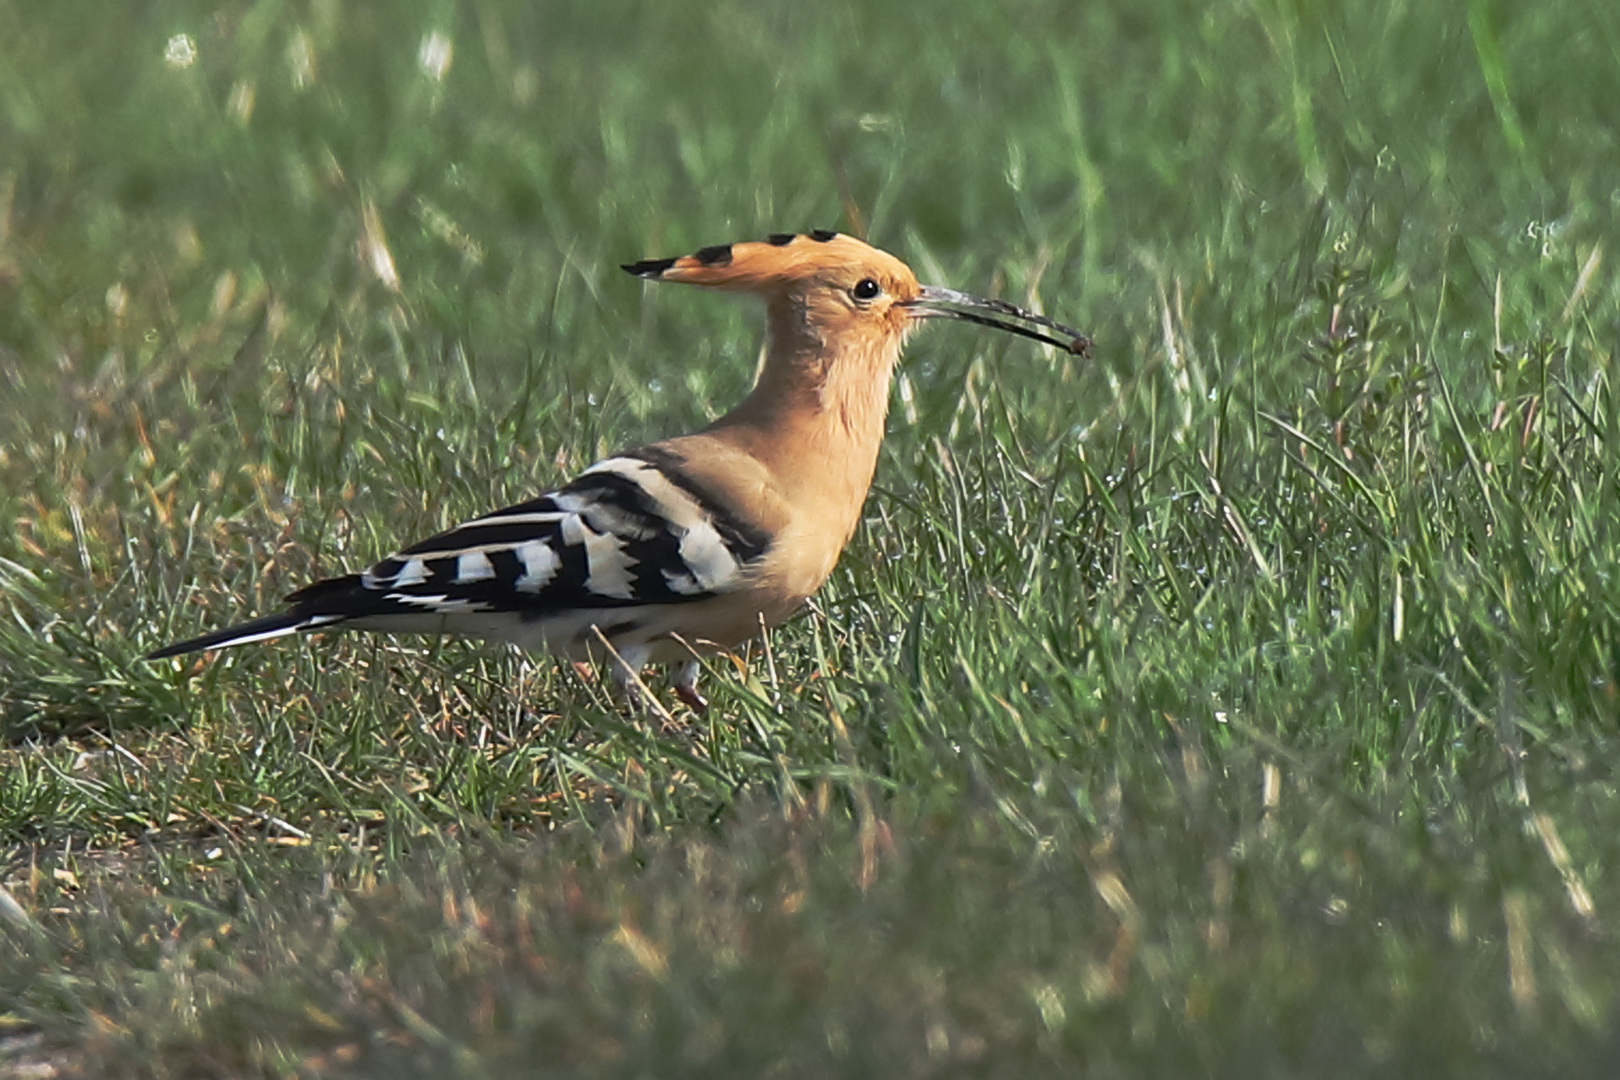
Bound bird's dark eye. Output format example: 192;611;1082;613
852;278;881;301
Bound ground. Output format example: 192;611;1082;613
4;0;1620;1075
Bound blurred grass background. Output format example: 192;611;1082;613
4;0;1620;1074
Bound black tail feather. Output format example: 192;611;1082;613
282;572;367;606
145;611;315;660
146;574;377;661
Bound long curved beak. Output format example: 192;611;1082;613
904;285;1093;357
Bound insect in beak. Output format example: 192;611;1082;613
904;285;1093;357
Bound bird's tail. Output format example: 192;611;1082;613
145;610;342;660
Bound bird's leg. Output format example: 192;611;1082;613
592;631;681;728
672;659;708;714
606;642;654;710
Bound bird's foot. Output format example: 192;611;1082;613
673;682;709;714
672;660;708;715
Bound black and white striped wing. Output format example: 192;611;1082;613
315;452;770;637
146;450;772;660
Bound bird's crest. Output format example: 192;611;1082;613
622;231;914;293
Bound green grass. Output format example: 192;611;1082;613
5;0;1620;1074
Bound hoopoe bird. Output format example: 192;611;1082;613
147;231;1090;708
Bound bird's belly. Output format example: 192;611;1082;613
451;592;797;664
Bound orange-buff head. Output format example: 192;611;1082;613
623;230;1092;362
